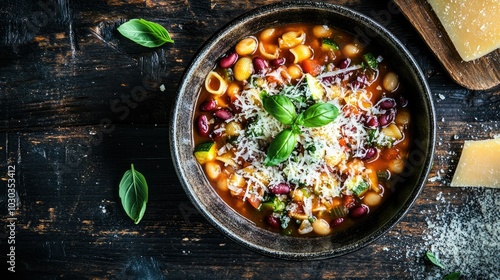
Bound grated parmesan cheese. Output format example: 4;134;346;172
226;66;397;203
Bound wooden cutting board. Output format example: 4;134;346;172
394;0;500;90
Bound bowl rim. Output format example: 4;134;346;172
170;1;436;260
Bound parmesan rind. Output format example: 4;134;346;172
450;138;500;188
428;0;500;61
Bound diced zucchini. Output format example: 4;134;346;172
194;141;217;164
321;38;339;51
363;53;378;69
305;73;325;100
260;196;286;212
345;175;370;196
352;181;370;196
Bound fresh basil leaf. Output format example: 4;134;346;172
117;18;174;48
263;95;297;125
119;164;149;224
260;90;269;101
425;251;446;269
295;112;304;126
442;272;461;280
301;102;339;127
264;128;298;166
291;124;301;135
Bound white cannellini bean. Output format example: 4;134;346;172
312;219;332;235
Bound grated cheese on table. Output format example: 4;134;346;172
385;189;500;279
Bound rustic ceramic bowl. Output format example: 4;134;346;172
170;1;436;260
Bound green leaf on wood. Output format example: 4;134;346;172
426;251;446;269
119;164;149;224
117;18;174;48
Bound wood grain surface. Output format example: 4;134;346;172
1;0;499;279
394;0;500;90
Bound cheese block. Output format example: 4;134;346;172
428;0;500;61
451;138;500;188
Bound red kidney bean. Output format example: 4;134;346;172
270;57;286;66
253;56;268;74
331;217;344;227
350;204;368;218
197;115;210;137
364;115;379;128
213;108;233;120
321;76;335;85
363;147;377;160
338;58;351;69
266;215;281;229
379;98;396;109
210;124;223;139
270;183;290;195
378;109;395;127
351;74;367;89
200;99;217;112
219;52;238;69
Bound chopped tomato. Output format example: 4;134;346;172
301;59;322;76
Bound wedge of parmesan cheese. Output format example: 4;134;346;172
428;0;500;61
451;138;500;188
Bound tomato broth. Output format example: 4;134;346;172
193;23;411;237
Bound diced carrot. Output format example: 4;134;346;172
301;59;321;76
343;195;355;208
247;194;262;209
339;138;348;149
382;147;400;160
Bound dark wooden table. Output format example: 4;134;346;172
1;0;499;279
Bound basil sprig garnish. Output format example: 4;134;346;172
264;128;298;166
263;95;297;125
262;93;339;166
119;164;149;224
299;102;339;127
117;18;174;48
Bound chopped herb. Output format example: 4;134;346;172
306;144;316;153
363;52;378;69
